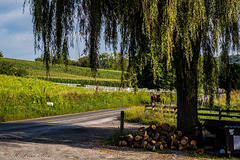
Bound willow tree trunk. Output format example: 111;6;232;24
173;41;201;135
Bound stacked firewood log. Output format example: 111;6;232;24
119;123;204;154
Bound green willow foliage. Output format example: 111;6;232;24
141;0;240;134
25;0;240;134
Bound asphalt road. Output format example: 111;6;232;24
0;108;127;142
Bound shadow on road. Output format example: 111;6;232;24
0;121;123;150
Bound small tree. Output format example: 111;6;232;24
0;51;3;58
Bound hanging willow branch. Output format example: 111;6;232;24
24;0;76;76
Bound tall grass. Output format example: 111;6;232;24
214;91;240;110
125;106;177;126
0;75;149;122
125;92;177;126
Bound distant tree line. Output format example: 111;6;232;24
35;52;129;70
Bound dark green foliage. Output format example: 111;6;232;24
219;63;240;91
14;68;28;77
78;56;90;67
0;61;13;75
99;52;129;70
229;54;240;64
0;61;28;77
137;53;175;90
137;56;155;89
230;63;240;90
35;57;43;62
0;51;3;58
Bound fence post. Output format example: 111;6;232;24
120;111;124;133
219;109;222;121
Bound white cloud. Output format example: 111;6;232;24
0;0;37;60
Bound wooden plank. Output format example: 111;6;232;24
163;111;175;114
198;108;220;112
145;105;161;108
163;106;177;110
145;104;240;121
220;115;240;119
198;113;220;117
222;110;240;113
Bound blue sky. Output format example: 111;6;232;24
0;0;117;61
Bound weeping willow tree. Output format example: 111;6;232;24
25;0;240;135
141;0;240;134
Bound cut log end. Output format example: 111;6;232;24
178;144;184;151
177;131;183;137
197;148;204;155
181;136;188;146
190;140;196;146
146;145;156;152
171;146;176;150
135;135;142;141
119;140;128;147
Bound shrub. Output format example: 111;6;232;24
14;68;29;77
0;61;14;75
0;61;28;77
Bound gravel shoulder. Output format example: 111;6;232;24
0;119;213;160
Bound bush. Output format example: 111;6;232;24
0;61;14;75
14;68;29;77
0;61;28;77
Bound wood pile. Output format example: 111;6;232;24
119;123;204;154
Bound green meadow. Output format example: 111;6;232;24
0;74;149;122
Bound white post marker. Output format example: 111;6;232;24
47;102;54;106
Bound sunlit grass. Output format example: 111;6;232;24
214;91;240;110
0;74;149;122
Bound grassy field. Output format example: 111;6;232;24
0;74;149;122
125;91;240;126
0;58;122;82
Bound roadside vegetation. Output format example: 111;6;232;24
0;74;148;122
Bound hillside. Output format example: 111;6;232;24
0;58;122;81
0;58;125;86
